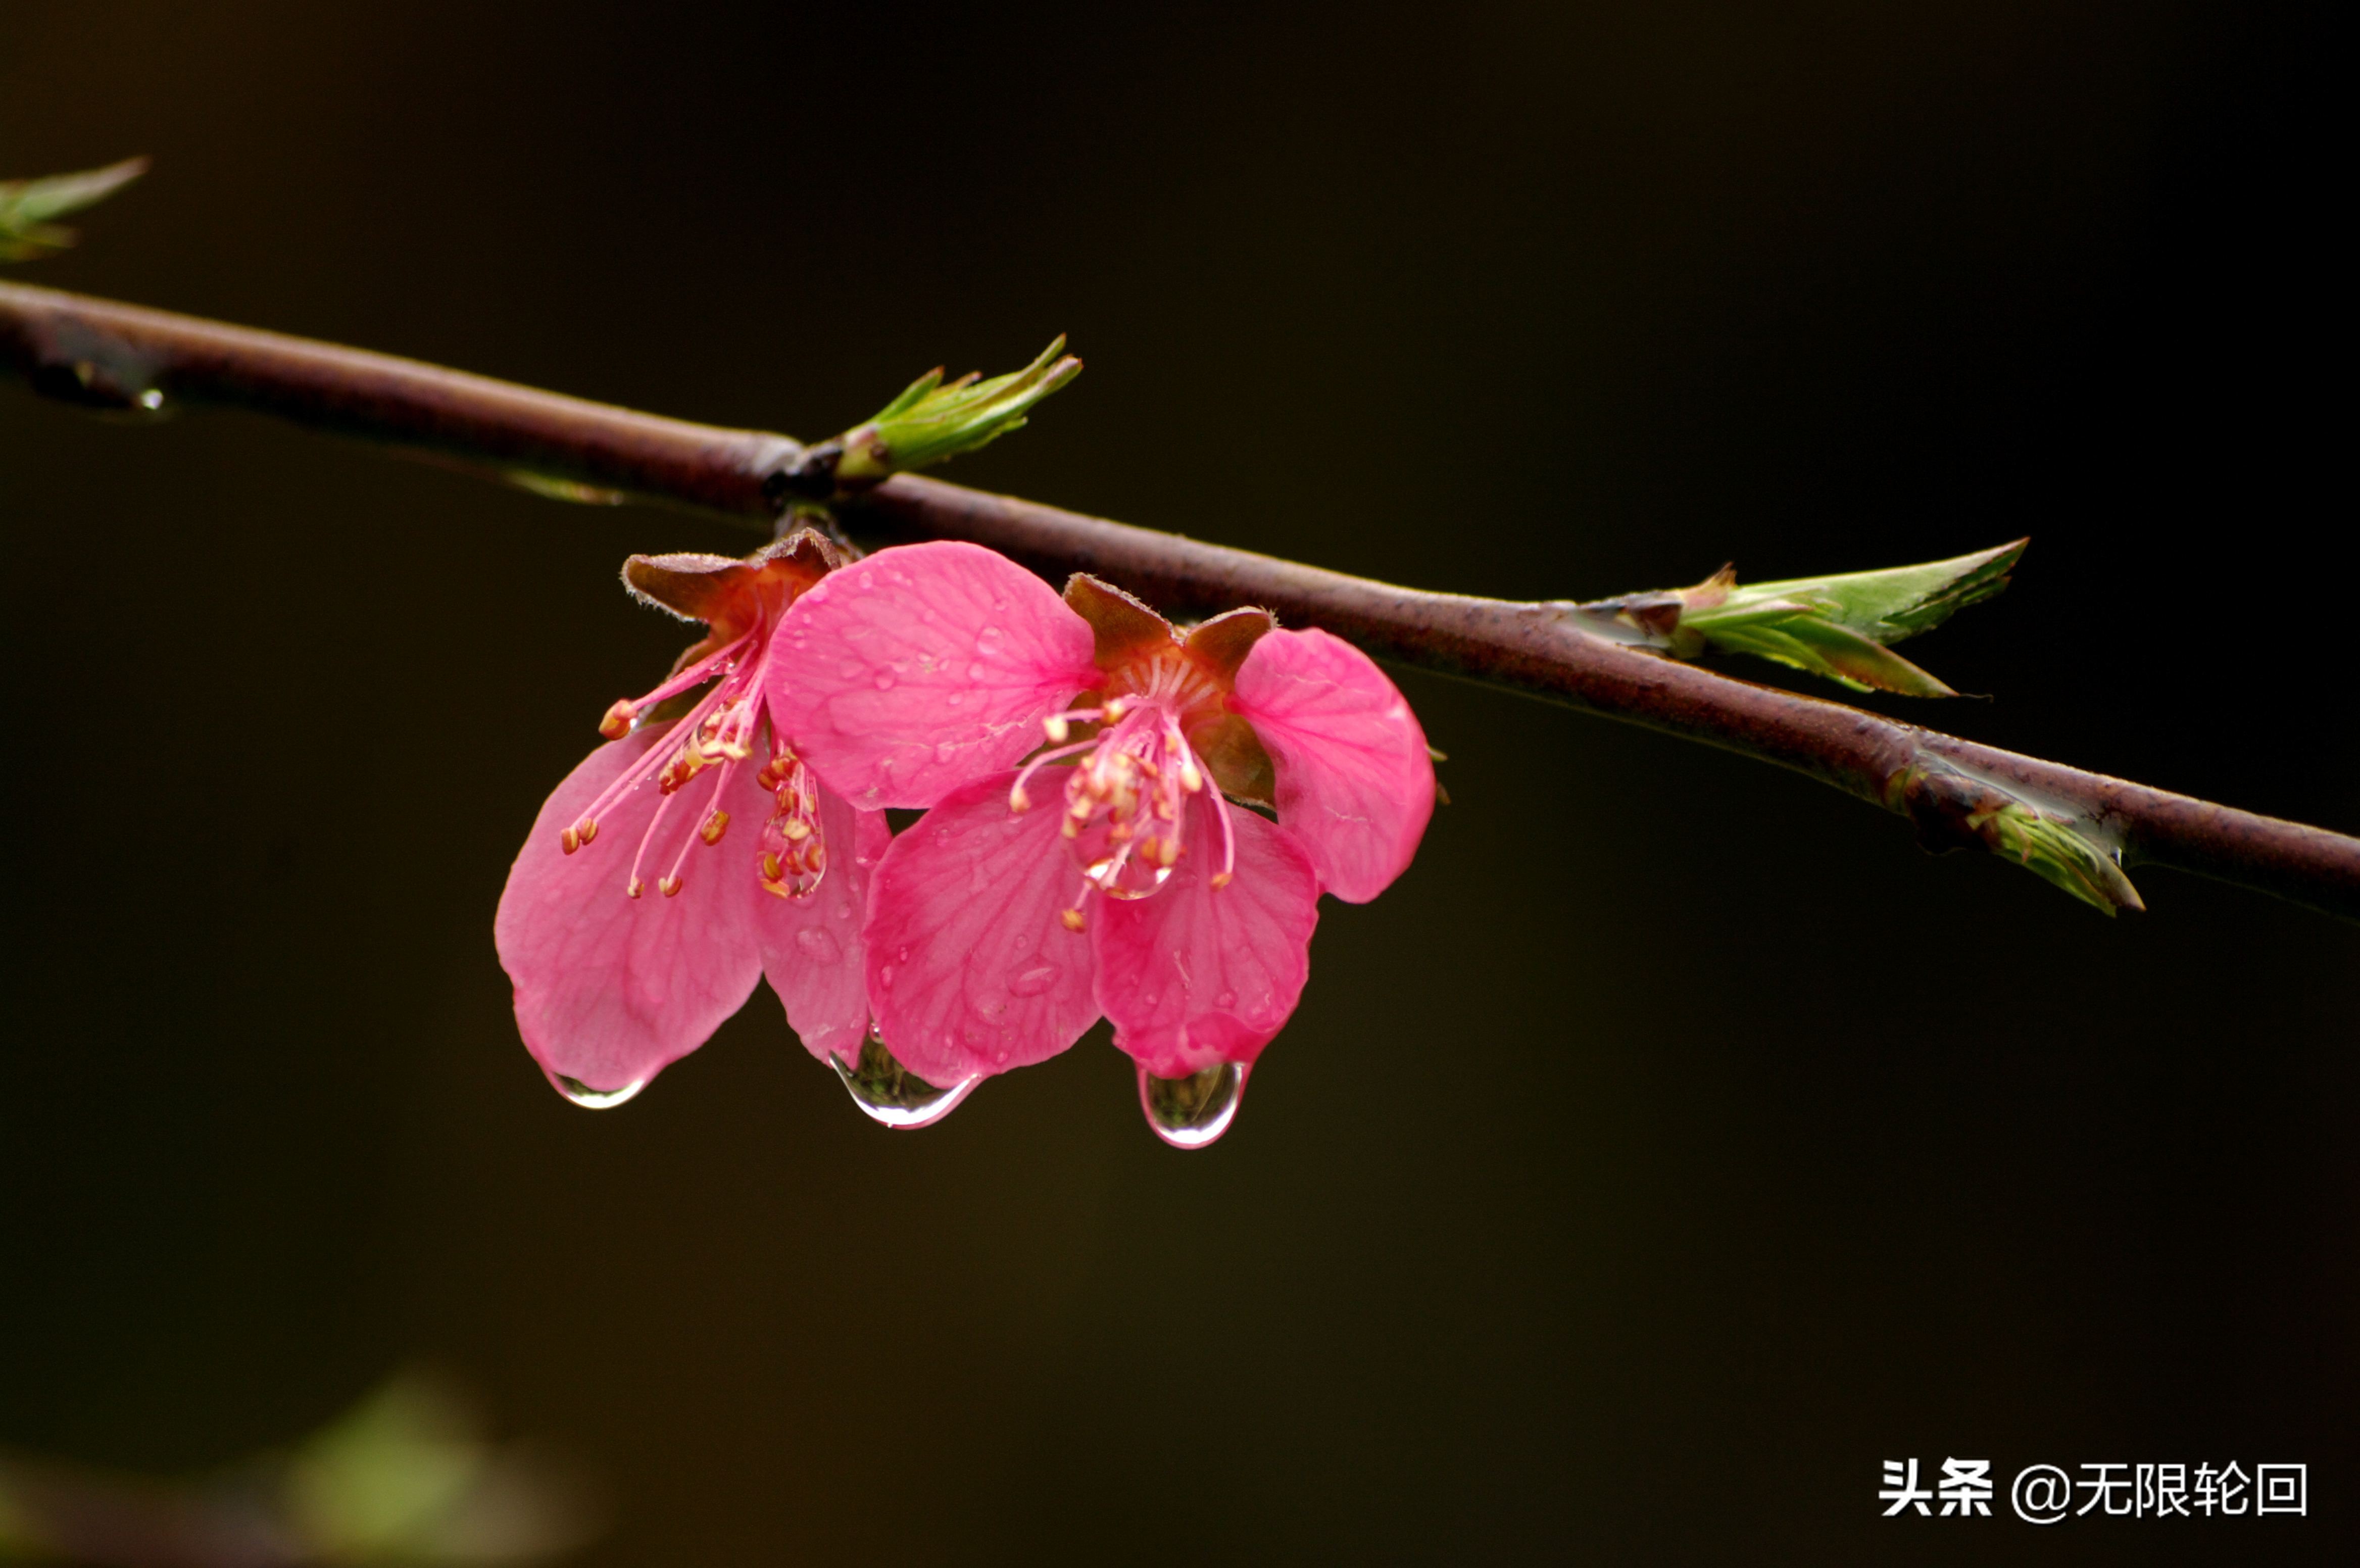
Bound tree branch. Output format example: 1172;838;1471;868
4;280;2353;920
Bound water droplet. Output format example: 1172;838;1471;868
946;691;966;708
1137;1059;1250;1149
873;671;896;690
1008;965;1058;997
966;662;989;680
795;926;842;964
549;1071;647;1109
973;993;1007;1020
833;1033;979;1130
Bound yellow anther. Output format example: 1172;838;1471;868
1104;697;1128;720
1009;785;1031;812
578;819;598;846
1059;907;1087;932
700;809;730;846
1045;716;1069;744
599;699;636;739
781;818;812;841
626;876;645;899
761;852;783;881
560;826;581;855
1209;871;1233;890
1180;759;1204;793
659;874;684;898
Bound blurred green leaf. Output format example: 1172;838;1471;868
0;157;148;263
0;1368;598;1566
287;1376;485;1558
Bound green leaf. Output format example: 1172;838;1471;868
1974;801;2146;915
1572;539;2026;696
832;337;1082;484
0;156;148;263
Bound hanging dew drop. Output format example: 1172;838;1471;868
549;1071;647;1109
832;1032;979;1130
1137;1059;1250;1149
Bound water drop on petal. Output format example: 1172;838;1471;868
795;926;842;964
833;1033;978;1130
1137;1059;1249;1149
1008;964;1058;997
549;1071;647;1109
873;671;896;690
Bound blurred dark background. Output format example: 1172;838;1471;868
2;2;2352;1563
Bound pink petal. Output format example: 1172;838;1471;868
862;772;1100;1085
1092;798;1320;1079
1227;626;1435;903
494;731;767;1096
753;782;891;1068
767;541;1099;810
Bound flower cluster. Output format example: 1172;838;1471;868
496;533;1434;1146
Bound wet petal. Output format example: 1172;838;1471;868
862;773;1100;1085
1093;798;1320;1079
494;731;765;1096
1228;627;1435;903
768;541;1099;809
753;781;891;1068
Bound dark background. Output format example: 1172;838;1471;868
3;2;2352;1563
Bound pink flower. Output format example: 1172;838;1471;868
770;541;1435;1144
495;532;889;1109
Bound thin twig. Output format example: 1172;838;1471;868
3;280;2353;919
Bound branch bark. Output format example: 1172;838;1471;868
4;280;2354;920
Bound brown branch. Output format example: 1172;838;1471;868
4;280;2354;920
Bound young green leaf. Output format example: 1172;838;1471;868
1572;539;2026;696
831;336;1082;484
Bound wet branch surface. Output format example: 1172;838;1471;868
5;280;2354;920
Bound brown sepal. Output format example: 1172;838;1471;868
1063;573;1176;664
1679;563;1737;611
624;528;843;686
1190;712;1277;806
1183;607;1276;685
1613;592;1686;640
623;528;841;633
